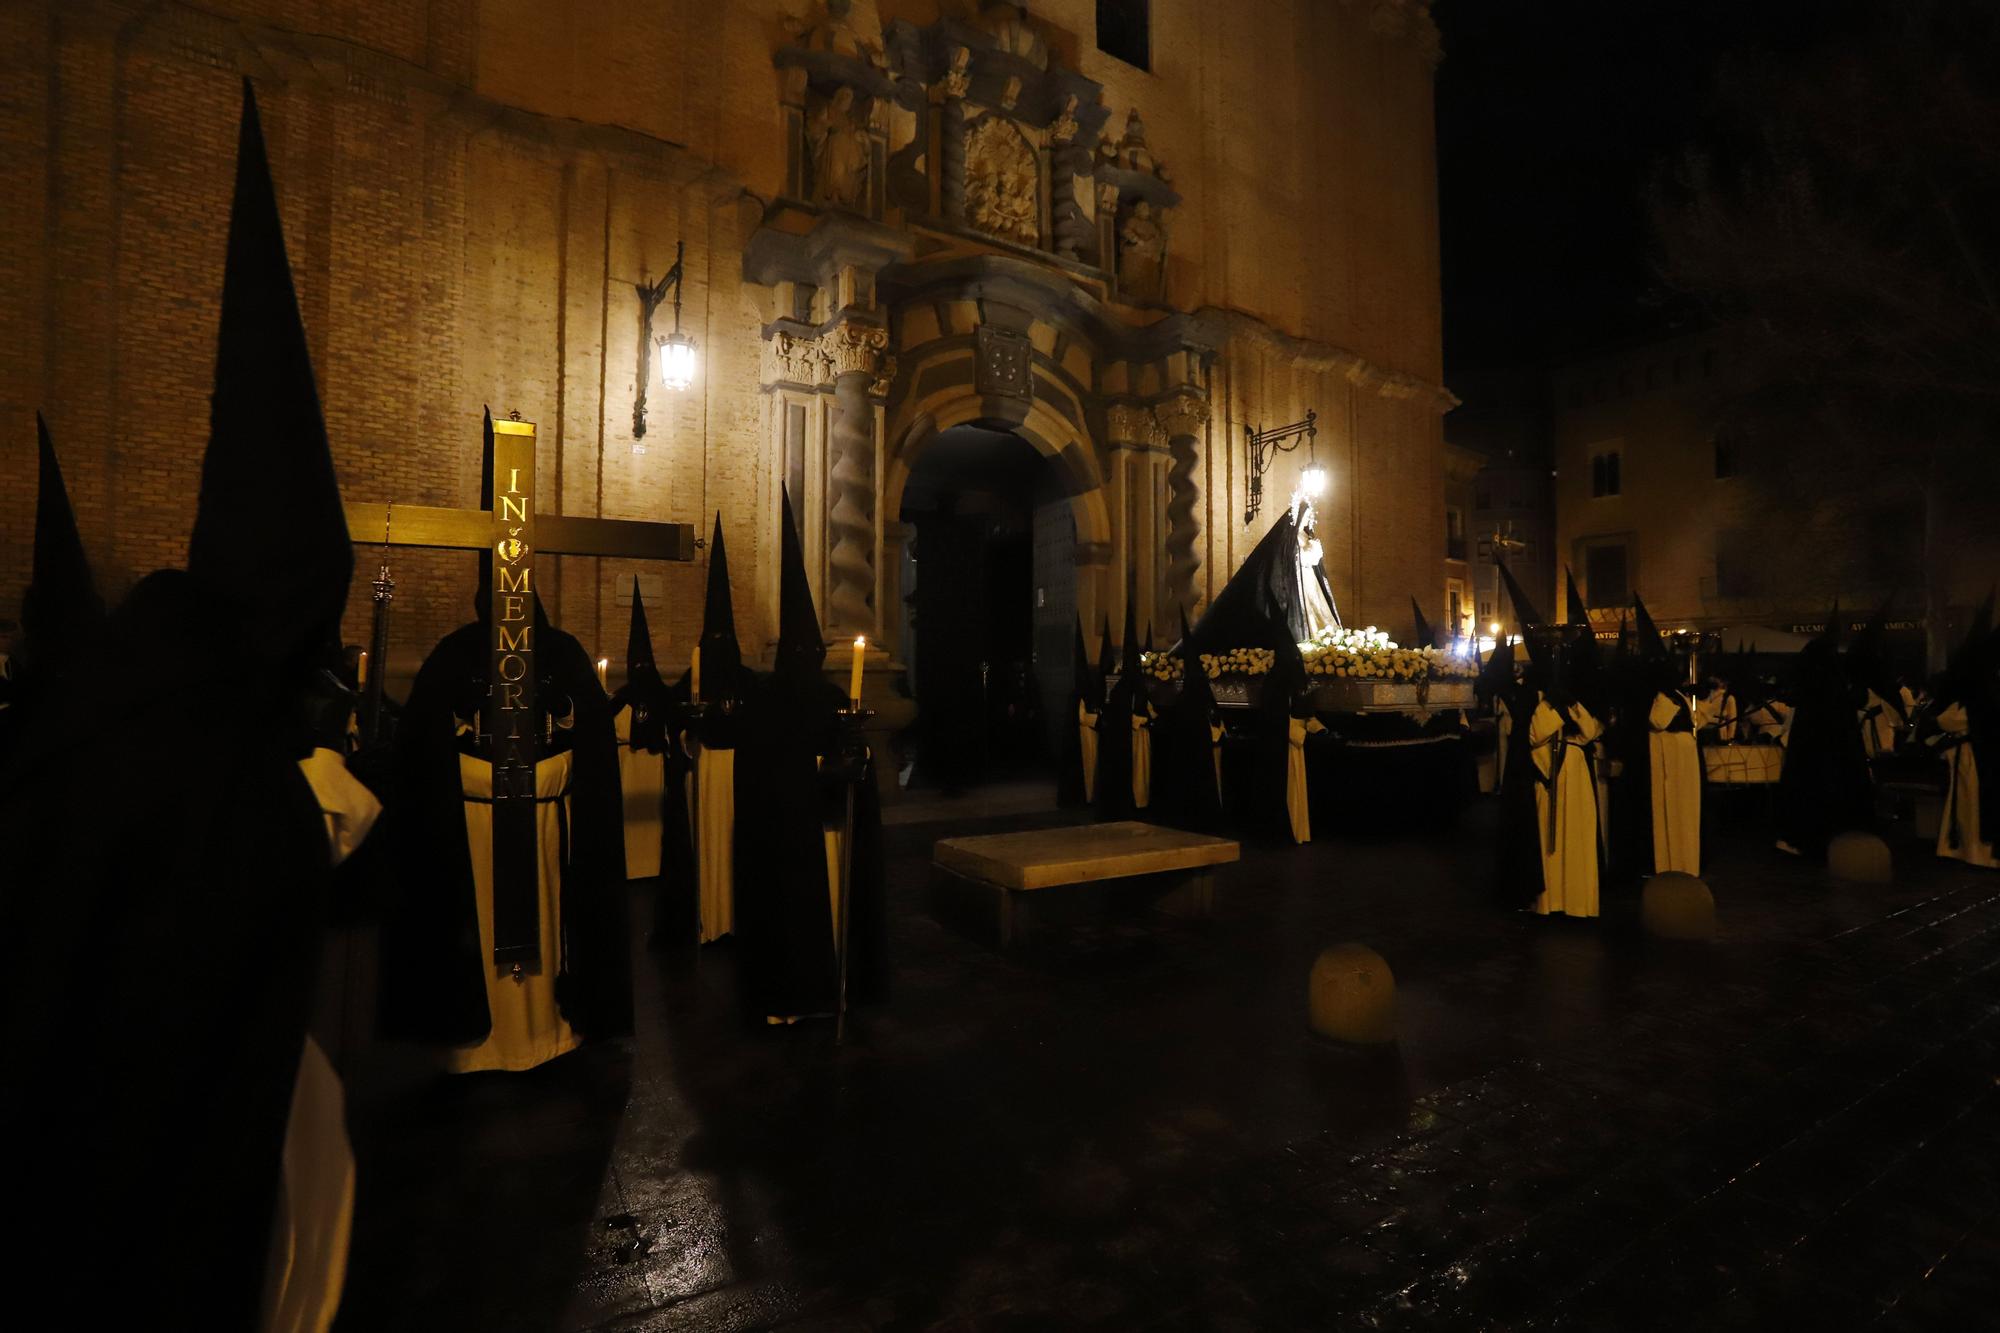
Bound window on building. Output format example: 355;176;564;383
1590;449;1622;498
1447;582;1465;634
1445;507;1466;561
1096;1;1150;70
1584;542;1630;608
1713;434;1738;479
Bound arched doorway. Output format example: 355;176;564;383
899;424;1078;791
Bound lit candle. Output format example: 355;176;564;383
596;657;609;690
849;635;866;706
690;644;701;702
356;649;368;688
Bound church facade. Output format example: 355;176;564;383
0;0;1449;679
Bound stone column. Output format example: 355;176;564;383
940;47;970;225
1105;402;1168;638
823;320;889;636
1155;390;1211;616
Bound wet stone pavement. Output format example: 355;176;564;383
336;798;2000;1332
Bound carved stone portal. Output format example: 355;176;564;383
965;116;1039;246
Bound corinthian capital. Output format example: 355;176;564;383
824;320;891;378
1153;390;1211;441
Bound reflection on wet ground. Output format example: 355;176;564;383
338;799;2000;1331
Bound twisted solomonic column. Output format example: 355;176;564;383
825;321;891;634
1155;391;1211;615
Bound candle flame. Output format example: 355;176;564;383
854;636;866;648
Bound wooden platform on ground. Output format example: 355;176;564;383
932;821;1240;945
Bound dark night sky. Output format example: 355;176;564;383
1433;0;1833;378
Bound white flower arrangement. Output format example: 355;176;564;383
1134;625;1477;684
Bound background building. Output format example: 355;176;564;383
0;0;1452;724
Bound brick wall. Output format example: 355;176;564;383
2;0;1444;682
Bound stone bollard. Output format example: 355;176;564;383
1308;944;1396;1044
1641;873;1715;941
1828;831;1893;884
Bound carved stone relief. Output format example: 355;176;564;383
965;115;1039;246
1117;200;1167;303
975;325;1032;400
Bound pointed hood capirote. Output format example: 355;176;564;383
1121;584;1143;683
1177;605;1216;715
1409;596;1436;651
1072;616;1095;702
22;413;102;656
1565;567;1589;628
775;487;825;678
1496;558;1544;633
185;80;351;667
699;512;743;678
1632;593;1667;661
626;583;660;680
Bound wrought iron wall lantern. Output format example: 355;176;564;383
633;240;696;442
1243;408;1321;524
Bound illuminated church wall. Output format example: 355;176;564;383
0;0;1447;676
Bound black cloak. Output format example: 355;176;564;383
379;412;630;1046
735;488;887;1019
1774;604;1874;858
1;82;354;1322
1189;509;1312;651
1153;608;1225;832
1494;624;1555;909
611;585;695;947
1606;594;1672;880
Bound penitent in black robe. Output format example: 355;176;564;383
380;606;631;1048
733;669;888;1019
1;573;340;1324
1774;641;1873;859
1153;632;1224;833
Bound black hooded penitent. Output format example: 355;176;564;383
1154;606;1225;832
1774;599;1873;858
2;82;354;1321
381;412;629;1046
2;414;104;762
735;487;887;1018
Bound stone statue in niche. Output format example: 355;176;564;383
979;1;1049;70
965;116;1038;246
1118;199;1166;301
808;86;871;210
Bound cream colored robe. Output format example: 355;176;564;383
692;742;736;942
1648;692;1702;875
1287;715;1326;844
1860;690;1904;760
264;750;378;1333
1527;699;1602;917
1937;702;1995;869
613;705;666;880
1078;700;1099;803
1132;703;1154;809
447;751;581;1073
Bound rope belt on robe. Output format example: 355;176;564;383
1536;719;1600;852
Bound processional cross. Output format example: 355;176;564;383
347;414;696;966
